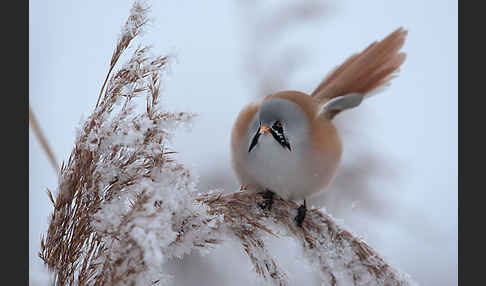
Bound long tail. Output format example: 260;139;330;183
311;27;407;105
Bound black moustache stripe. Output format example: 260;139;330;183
270;129;291;151
248;129;260;152
248;125;292;152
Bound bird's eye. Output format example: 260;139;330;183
272;120;283;132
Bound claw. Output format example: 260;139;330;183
257;189;275;210
294;200;307;227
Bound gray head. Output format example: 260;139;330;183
247;97;311;153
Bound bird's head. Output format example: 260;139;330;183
247;92;313;153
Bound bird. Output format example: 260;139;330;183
230;27;407;227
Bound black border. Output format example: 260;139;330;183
5;0;28;284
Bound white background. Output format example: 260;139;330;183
30;0;457;285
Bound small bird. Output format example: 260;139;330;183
230;28;407;227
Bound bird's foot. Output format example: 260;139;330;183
257;189;275;211
294;200;307;228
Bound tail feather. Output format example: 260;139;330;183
311;27;407;105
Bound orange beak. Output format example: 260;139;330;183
259;125;270;134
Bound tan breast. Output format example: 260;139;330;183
230;102;260;186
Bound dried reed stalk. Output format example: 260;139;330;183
199;191;416;286
39;1;416;285
29;104;58;173
95;0;150;108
